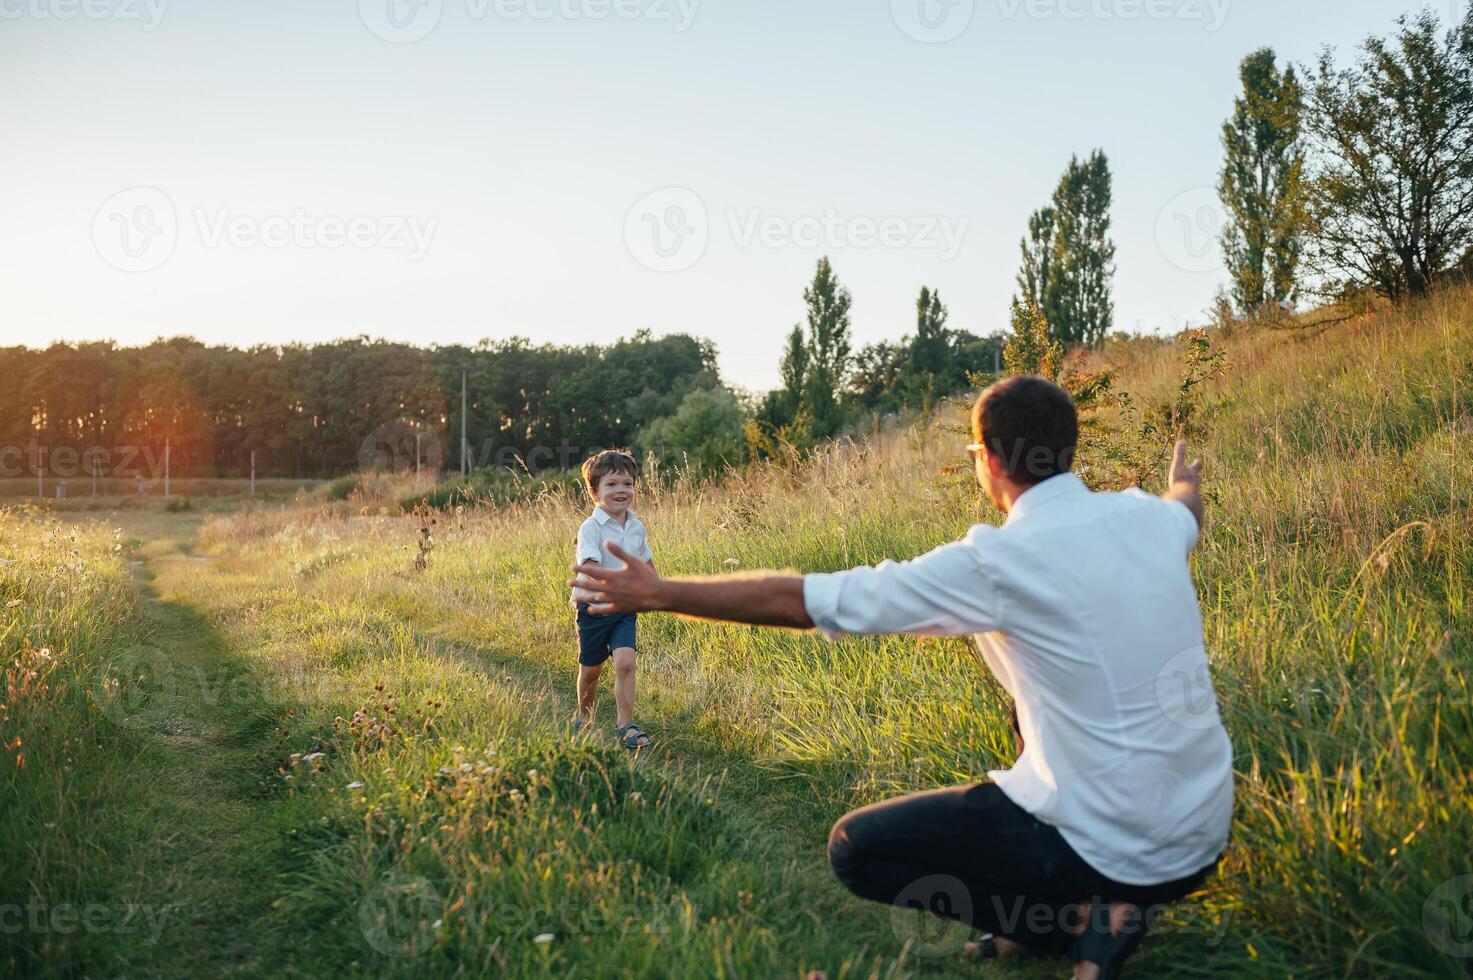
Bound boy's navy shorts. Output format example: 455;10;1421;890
575;605;637;667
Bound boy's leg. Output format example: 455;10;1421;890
609;613;640;730
611;647;636;728
575;663;602;722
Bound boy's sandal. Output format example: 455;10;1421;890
963;935;999;958
569;717;587;736
1070;903;1147;980
615;723;651;750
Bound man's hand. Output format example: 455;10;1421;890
569;542;666;614
1163;438;1205;528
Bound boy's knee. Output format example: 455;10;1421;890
612;649;637;675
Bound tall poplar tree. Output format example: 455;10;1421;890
1218;47;1306;314
798;257;853;438
1014;151;1115;347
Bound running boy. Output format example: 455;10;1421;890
569;449;654;749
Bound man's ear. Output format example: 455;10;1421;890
983;445;1006;481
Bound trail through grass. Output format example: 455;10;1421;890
2;515;297;977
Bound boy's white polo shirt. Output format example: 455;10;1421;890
571;506;652;604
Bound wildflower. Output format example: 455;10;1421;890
301;752;325;765
629;792;644;805
723;557;740;567
533;933;554;945
346;781;366;791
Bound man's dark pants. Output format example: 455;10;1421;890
827;781;1218;954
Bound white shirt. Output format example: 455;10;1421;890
802;472;1233;886
571;506;653;605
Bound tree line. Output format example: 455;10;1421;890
0;333;723;480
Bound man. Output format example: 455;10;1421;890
572;376;1233;979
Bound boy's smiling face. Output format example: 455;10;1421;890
594;471;636;519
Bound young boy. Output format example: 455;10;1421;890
569;449;654;749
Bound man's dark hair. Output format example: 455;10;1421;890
971;376;1078;485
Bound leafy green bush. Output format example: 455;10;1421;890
324;475;360;501
638;387;747;475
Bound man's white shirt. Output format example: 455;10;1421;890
802;472;1233;886
571;506;653;605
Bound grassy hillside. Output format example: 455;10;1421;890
3;287;1468;977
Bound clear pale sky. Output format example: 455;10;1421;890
1;0;1460;391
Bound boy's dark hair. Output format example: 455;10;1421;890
971;376;1078;485
581;449;638;498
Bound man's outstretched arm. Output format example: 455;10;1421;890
572;544;813;628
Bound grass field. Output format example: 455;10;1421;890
2;288;1469;978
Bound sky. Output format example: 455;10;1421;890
0;0;1462;392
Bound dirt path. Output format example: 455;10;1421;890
102;522;288;977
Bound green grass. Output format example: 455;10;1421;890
3;287;1470;977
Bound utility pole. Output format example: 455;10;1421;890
250;449;256;496
460;369;469;477
415;432;422;485
164;438;171;498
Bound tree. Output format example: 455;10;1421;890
847;341;908;413
1049;151;1116;347
1302;8;1473;300
1002;298;1063;381
1016;207;1055;316
1014;151;1116;347
638;387;748;474
798;257;853;438
909;287;949;373
1219;47;1307;314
